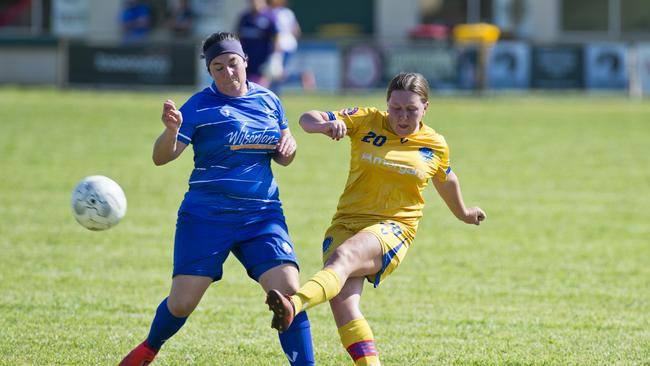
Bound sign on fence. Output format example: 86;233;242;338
532;45;584;89
68;43;196;86
584;43;628;89
488;41;530;89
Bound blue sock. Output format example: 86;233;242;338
146;298;188;350
278;311;315;365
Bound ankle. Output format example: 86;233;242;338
290;294;303;314
143;340;160;353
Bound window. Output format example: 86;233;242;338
621;0;650;33
0;0;51;34
561;0;608;32
420;0;493;26
291;0;374;35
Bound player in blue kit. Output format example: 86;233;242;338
119;32;314;366
237;0;279;87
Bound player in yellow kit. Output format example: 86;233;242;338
267;72;486;365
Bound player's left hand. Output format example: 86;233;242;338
276;133;297;157
463;207;486;225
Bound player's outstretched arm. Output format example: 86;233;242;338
273;128;297;166
299;110;347;140
153;99;187;166
432;171;486;225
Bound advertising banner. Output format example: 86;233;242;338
531;45;584;89
584;43;628;89
456;46;478;90
68;43;196;86
488;41;530;89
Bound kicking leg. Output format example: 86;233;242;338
294;232;383;313
266;232;382;332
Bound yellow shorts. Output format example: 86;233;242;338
322;220;415;287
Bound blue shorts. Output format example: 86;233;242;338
173;211;298;282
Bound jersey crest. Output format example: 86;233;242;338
419;147;434;162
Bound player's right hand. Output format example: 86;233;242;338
463;207;486;225
324;120;347;140
161;99;182;132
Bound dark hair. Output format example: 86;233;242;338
202;32;240;54
386;72;430;103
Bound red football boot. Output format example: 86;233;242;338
118;340;158;366
266;289;295;332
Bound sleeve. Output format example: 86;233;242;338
274;97;289;130
325;107;372;137
177;100;196;145
432;137;451;182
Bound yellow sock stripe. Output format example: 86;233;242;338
346;340;378;362
338;318;379;363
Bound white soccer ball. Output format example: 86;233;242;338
71;175;127;231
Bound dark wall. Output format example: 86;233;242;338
290;0;374;35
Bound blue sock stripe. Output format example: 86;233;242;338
278;311;315;365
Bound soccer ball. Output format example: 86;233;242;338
71;175;127;231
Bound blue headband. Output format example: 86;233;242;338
203;40;246;68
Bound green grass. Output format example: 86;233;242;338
1;87;649;365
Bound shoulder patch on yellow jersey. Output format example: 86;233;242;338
339;107;359;115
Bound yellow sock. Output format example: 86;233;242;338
338;318;380;366
290;268;341;313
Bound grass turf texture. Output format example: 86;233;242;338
1;87;649;365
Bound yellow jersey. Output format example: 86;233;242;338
327;107;451;234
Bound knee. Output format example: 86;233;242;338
275;267;301;294
259;263;300;294
166;296;198;317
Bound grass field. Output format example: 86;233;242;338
1;87;649;365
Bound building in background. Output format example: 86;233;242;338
2;0;650;43
1;0;650;92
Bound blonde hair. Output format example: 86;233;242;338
386;72;429;103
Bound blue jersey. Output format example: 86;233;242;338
176;81;287;222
